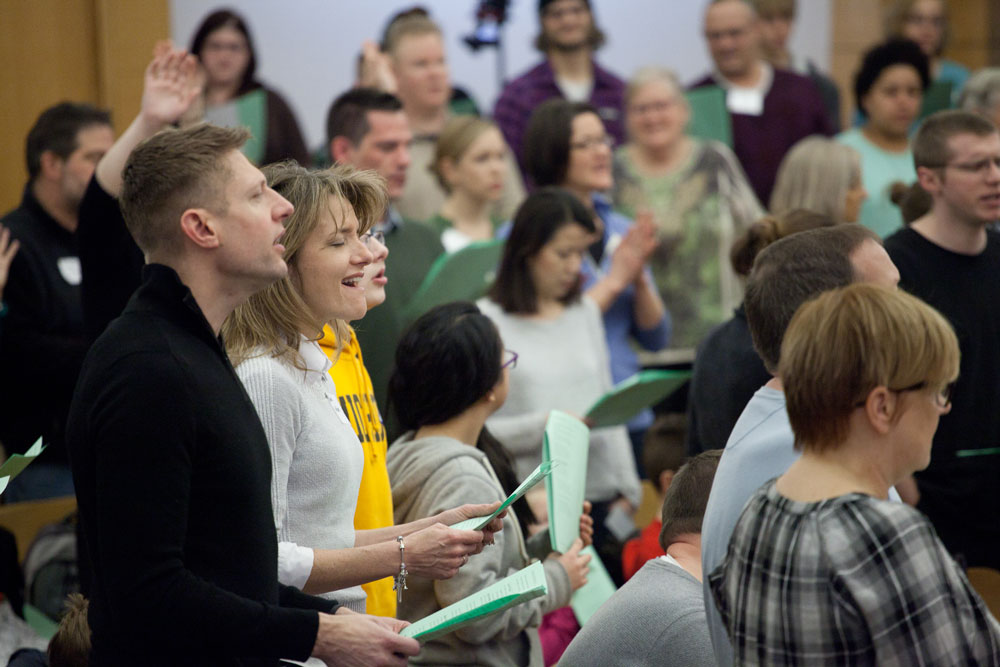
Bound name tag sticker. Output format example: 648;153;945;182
57;257;82;285
726;88;764;116
325;392;350;424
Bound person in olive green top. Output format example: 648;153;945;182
326;88;445;428
428;117;509;253
612;67;762;351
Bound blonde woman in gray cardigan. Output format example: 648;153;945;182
387;302;592;666
223;164;502;624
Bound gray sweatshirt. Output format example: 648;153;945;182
387;433;572;666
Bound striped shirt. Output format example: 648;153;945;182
709;480;1000;666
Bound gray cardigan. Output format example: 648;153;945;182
387;433;572;666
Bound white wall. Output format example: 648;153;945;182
170;0;831;150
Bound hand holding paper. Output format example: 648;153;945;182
449;461;553;532
554;538;591;591
401;523;486;580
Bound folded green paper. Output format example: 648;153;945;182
402;239;505;323
585;369;691;428
399;560;548;642
570;546;617;625
451;461;553;532
544;411;590;554
0;437;46;491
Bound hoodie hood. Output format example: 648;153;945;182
387;432;494;522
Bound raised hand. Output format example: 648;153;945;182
141;40;203;128
357;40;398;93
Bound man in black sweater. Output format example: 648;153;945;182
0;102;113;501
67;121;418;664
884;110;1000;569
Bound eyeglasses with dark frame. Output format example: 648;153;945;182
854;381;955;408
926;157;1000;176
501;349;518;370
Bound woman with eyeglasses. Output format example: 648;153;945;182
885;0;969;105
709;283;1000;663
521;99;670;486
387;301;592;666
613;66;763;351
480;188;641;582
189;9;309;166
222;163;500;614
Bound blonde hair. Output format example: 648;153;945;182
780;283;959;452
430;116;500;192
223;163;386;369
770;136;862;221
382;13;442;56
48;593;90;667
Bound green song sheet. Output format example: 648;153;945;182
585;369;691;429
399;560;548;642
451;461;553;532
0;437;46;492
684;86;732;148
543;411;590;554
570;546;617;625
402;239;505;324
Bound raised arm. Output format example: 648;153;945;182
95;41;202;196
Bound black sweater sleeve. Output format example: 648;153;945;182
77;176;144;341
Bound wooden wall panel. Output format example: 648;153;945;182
0;0;100;211
0;0;168;213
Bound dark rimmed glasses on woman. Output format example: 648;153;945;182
502;349;518;370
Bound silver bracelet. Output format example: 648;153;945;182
393;535;408;602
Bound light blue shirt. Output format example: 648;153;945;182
836;128;916;238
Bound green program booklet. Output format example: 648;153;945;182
451;461;553;532
585;369;691;429
402;239;504;324
399;560;548;642
543;411;590;554
0;437;45;496
570;546;617;625
685;85;732;148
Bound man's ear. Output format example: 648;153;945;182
330;136;355;165
39;150;63;182
916;165;943;194
179;208;221;249
863;386;896;436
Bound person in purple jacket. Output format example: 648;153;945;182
493;0;626;180
690;0;834;205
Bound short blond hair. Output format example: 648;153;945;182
780;283;959;452
120;123;249;257
769;136;861;222
382;13;442;56
223;163;387;369
430;116;500;192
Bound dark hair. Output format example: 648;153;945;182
912;109;999;169
744;224;878;371
189;9;259;96
522;99;599;187
658;449;722;550
326;88;405;151
389;302;536;531
890;181;932;224
642;413;688;494
730;209;836;277
25;102;111;182
854;39;930;118
535;0;606;52
489;187;596;314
